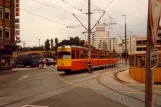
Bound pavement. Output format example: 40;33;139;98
116;68;139;83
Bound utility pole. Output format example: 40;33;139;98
39;39;40;47
122;15;127;65
88;0;91;73
111;38;117;51
129;31;132;55
145;0;153;106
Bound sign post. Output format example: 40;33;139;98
146;0;161;107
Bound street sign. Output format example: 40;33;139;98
149;0;161;45
150;49;158;69
87;52;91;57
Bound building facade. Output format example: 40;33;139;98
127;36;161;54
92;26;110;50
0;0;16;71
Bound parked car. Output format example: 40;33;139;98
16;52;42;68
43;58;56;66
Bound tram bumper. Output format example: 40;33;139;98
57;66;71;71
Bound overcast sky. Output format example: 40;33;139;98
20;0;148;47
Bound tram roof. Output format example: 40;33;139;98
58;45;114;52
58;45;88;49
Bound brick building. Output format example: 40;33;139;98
0;0;16;71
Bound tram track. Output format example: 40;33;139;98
114;70;161;104
1;64;126;107
96;70;161;107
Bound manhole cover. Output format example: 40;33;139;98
22;105;48;107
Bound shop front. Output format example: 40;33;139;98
0;50;12;71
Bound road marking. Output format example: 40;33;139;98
19;75;29;80
22;105;48;107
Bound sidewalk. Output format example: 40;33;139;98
116;69;139;83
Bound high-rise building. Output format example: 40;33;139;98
0;0;19;71
92;25;110;50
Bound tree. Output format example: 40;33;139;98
54;38;59;52
45;39;50;51
51;39;54;50
80;40;85;46
74;36;80;46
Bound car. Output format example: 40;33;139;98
43;58;56;66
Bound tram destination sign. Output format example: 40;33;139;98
150;49;158;69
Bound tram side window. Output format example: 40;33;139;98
76;50;79;59
91;52;97;59
130;56;135;66
72;50;75;59
158;54;161;67
136;56;145;67
99;52;105;59
83;51;88;59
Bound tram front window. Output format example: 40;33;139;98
58;52;71;59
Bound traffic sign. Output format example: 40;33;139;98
150;49;158;69
88;52;91;57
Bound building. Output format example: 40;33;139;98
0;0;19;71
92;25;110;50
127;36;161;54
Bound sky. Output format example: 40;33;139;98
20;0;148;47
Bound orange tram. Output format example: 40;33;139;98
129;51;161;83
57;45;119;73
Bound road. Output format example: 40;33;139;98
0;63;160;107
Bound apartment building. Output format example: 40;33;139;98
0;0;19;71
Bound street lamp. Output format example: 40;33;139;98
122;14;127;65
39;39;41;47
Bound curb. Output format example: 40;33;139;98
114;69;130;84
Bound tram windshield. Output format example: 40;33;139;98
58;52;71;59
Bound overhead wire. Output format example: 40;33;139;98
83;0;133;33
20;8;85;33
61;0;102;21
31;0;88;39
32;0;87;22
20;9;67;26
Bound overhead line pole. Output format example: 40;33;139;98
122;15;127;65
145;0;154;107
88;0;92;73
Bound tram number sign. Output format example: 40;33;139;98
150;49;158;69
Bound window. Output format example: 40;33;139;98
5;11;10;20
0;28;2;39
0;7;2;19
1;56;11;67
158;54;161;67
58;52;71;59
72;50;75;59
5;29;10;40
76;50;79;59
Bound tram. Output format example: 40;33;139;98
129;51;161;83
57;45;119;73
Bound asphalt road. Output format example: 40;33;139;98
33;87;127;107
0;64;129;107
